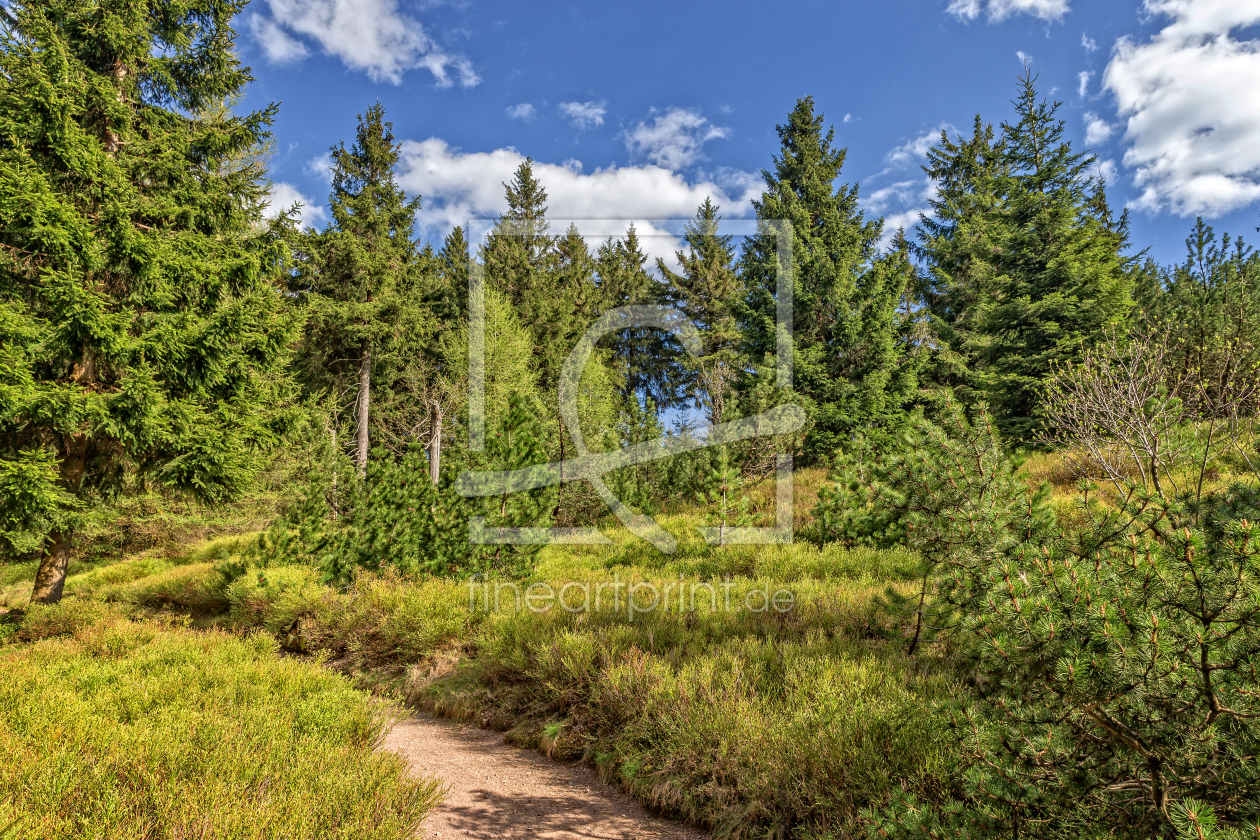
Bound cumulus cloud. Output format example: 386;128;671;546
624;108;729;170
305;154;334;183
1095;158;1119;185
1104;0;1260;215
264;182;327;229
248;16;310;64
559;101;607;130
506;103;536;121
885;124;953;168
394;138;762;268
947;0;1070;22
864;179;938;249
1084;112;1115;145
247;0;479;86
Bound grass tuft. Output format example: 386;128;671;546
0;600;443;840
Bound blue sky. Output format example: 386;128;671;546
243;0;1260;268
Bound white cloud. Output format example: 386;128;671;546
885;124;953;168
1104;0;1260;215
1095;158;1119;185
248;16;310;64
624;108;729;170
248;0;479;86
866;180;929;215
864;179;938;249
305;154;334;183
1017;50;1033;64
559;101;607;130
506;103;536;121
843;113;853;123
1084;112;1115;145
1078;70;1093;98
264;182;327;229
394;138;762;268
948;0;1070;22
1082;32;1099;52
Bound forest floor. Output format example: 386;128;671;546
382;713;708;840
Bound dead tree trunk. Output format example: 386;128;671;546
355;340;371;477
428;403;443;485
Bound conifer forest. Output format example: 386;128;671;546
2;0;1260;838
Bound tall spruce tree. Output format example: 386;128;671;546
920;74;1133;441
483;158;554;318
741;97;918;459
0;0;294;601
916;116;1006;405
292;104;431;475
595;225;681;416
659;199;743;426
980;72;1133;440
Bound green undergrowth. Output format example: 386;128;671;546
79;523;959;839
0;600;442;840
0;533;260;610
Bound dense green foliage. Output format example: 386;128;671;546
0;0;295;602
741;97;920;459
823;404;1260;838
917;74;1133;441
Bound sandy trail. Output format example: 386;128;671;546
382;714;708;840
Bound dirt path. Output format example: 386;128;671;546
382;714;708;840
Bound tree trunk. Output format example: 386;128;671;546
428;403;443;485
30;532;74;605
355;341;371;477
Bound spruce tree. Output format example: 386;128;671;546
482;158;554;318
920;74;1133;441
659;199;743;426
1155;220;1260;419
292;104;431;475
0;0;294;601
595;225;675;410
741;97;917;459
979;73;1133;440
916;116;1005;405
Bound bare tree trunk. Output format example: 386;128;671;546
355;340;371;477
30;532;74;605
428;403;443;485
31;434;88;605
330;424;339;520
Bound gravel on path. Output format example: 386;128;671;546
382;713;709;840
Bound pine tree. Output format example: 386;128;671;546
1155;219;1260;419
659;199;743;426
292;103;432;475
0;0;295;601
741;97;918;459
